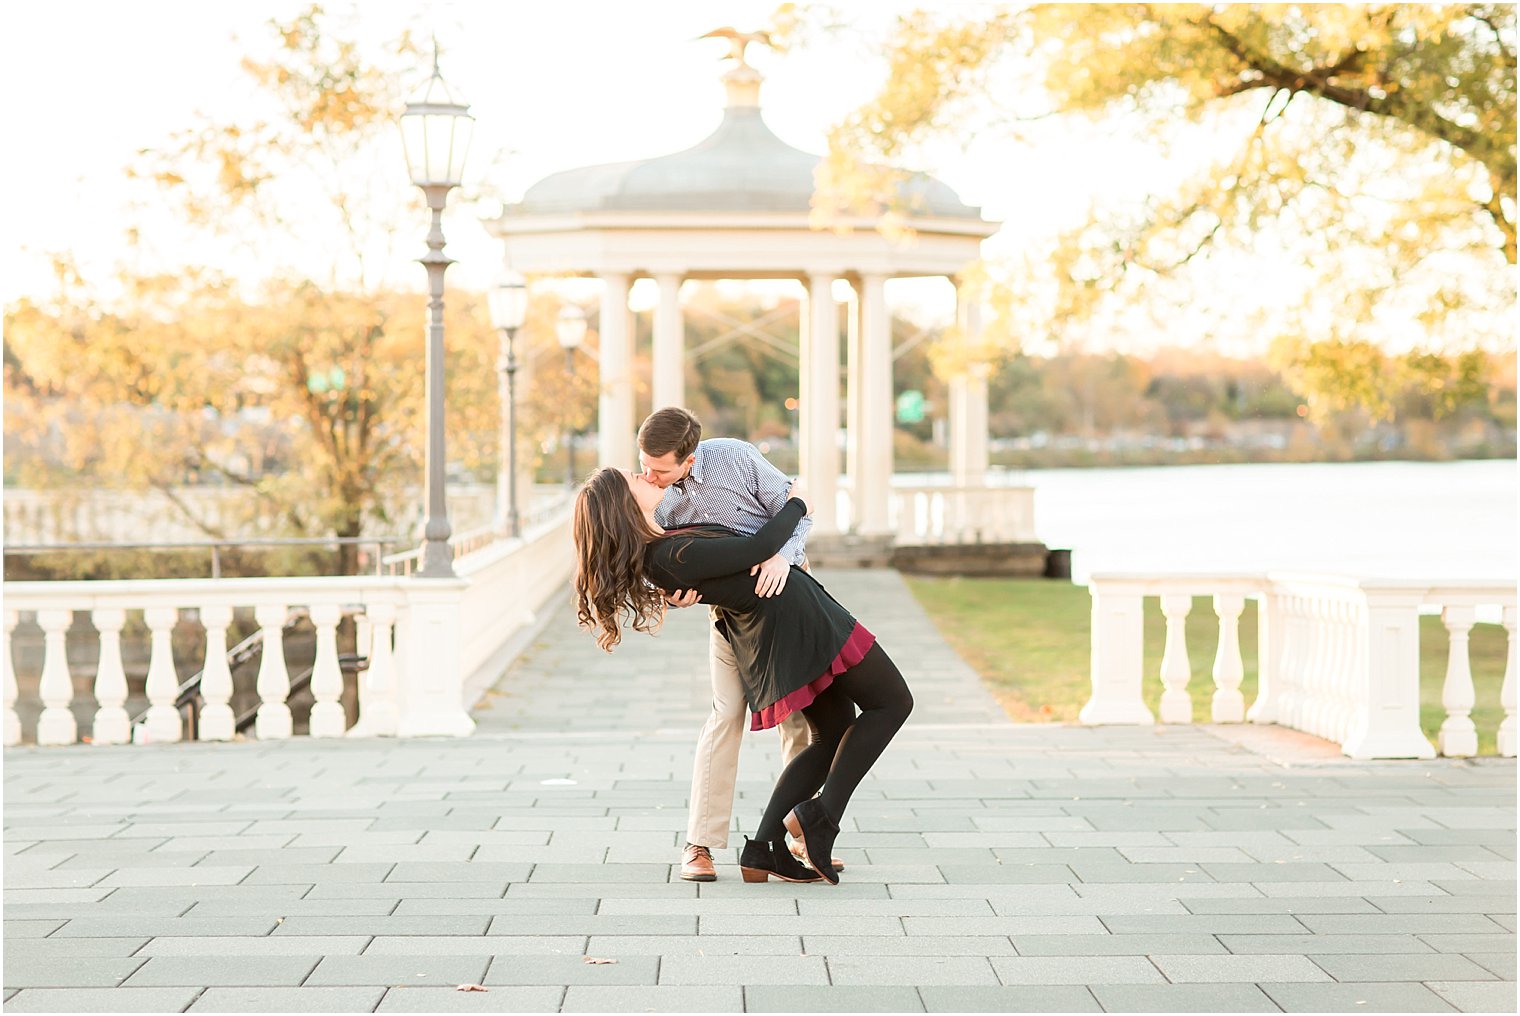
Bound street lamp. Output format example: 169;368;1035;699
399;48;473;578
556;303;588;489
489;271;529;537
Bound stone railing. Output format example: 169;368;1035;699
1083;572;1516;759
891;485;1037;545
3;506;574;748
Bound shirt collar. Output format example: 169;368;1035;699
674;444;706;491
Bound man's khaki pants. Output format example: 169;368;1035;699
687;613;810;848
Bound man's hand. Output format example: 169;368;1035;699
665;589;702;608
750;553;790;597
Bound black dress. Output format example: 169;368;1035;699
644;498;876;729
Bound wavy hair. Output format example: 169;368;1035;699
573;467;667;652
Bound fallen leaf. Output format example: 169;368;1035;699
456;984;489;992
584;957;618;965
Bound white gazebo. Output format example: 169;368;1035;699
486;42;1000;537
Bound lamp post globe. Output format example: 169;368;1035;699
555;304;589;490
490;272;529;538
401;50;473;578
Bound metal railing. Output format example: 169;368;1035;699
4;537;410;579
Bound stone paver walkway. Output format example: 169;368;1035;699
3;570;1514;1013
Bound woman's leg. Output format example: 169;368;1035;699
815;643;913;825
752;686;855;841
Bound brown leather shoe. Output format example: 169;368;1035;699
788;837;844;872
680;843;717;882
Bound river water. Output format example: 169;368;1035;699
957;459;1516;585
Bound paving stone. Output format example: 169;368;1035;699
272;915;489;937
805;935;1013;955
585;934;799;955
596;897;798;916
1089;982;1281;1012
52;916;277;938
244;863;393;884
1181;896;1380;914
745;985;925;1012
2;920;65;938
305;881;507;899
657;954;828;985
2;938;148;959
384;862;533;883
1418;933;1520;953
373;985;564;1011
917;985;1101;1012
989;955;1166;984
505;881;697;898
1468;951;1517;979
483;953;659;986
1219;933;1437;953
187;986;387;1012
0;958;147;988
123;955;320;986
1299;913;1511;934
1424;981;1518;1013
1260;981;1461;1012
559;985;744;1012
1011;933;1225;955
366;935;587;955
305;954;490;986
0;988;201;1012
700;914;903;936
1102;913;1308;933
184;899;400;917
1149;953;1332;982
138;935;369;955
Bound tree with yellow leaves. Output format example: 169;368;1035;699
810;4;1515;417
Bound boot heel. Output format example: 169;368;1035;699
739;866;769;883
782;810;803;840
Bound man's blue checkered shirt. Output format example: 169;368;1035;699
653;438;811;565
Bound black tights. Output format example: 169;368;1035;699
754;643;913;840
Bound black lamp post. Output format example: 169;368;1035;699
399;49;473;578
489;272;529;537
556;303;589;489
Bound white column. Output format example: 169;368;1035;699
1080;587;1155;725
397;579;475;738
90;608;131;745
597;272;635;469
254;603;293;740
652;272;685;410
1437;605;1478;757
1158;595;1193;723
804;272;840;533
198;605;236;741
949;285;990;486
856;272;893;535
142;607;183;743
1211;593;1247;722
1342;586;1436;759
36;608;76;746
307;603;346;738
350;601;400;738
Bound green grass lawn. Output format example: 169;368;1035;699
905;576;1510;756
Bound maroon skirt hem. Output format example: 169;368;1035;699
749;622;876;731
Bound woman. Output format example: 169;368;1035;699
573;466;913;885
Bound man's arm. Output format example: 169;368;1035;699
745;445;812;564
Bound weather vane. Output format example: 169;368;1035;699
699;27;773;68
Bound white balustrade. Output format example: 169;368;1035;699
889;486;1037;545
198;605;236;741
141;607;183;743
3;503;575;749
1085;573;1516;760
90;608;130;744
36;609;76;746
307;603;345;738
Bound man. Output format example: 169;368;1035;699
637;407;841;881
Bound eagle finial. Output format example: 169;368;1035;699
699;27;773;68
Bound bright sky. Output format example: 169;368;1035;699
0;2;1142;311
4;2;1504;356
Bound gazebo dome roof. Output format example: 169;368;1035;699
513;90;982;220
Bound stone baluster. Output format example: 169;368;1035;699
1274;596;1302;729
4;610;20;746
351;602;400;737
142;607;183;743
1343;586;1434;760
1304;597;1332;739
1080;588;1154;724
198;605;236;741
254;603;292;739
1211;594;1246;722
1330;600;1358;745
1248;592;1280;725
1499;605;1515;757
36;609;77;745
308;604;346;737
90;609;130;745
1158;594;1193;723
1437;606;1478;757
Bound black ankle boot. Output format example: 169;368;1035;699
738;835;823;884
783;799;840;885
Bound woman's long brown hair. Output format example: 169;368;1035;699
573;467;668;652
